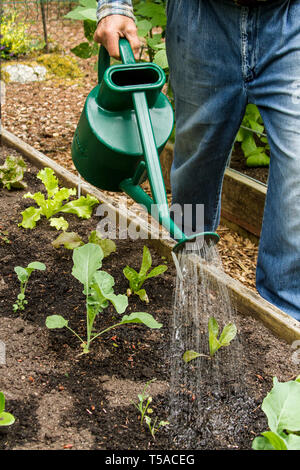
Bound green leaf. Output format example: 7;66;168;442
83;19;96;41
136;289;149;304
46;315;69;329
0;392;5;414
183;350;204;363
49;217;69;231
120;312;162;329
92;271;128;313
137;19;152;37
285;433;300;450
241;134;257;157
246;152;270;168
72;243;104;290
146;265;167;280
208;317;220;357
134;2;167;27
52;231;84;250
88;231;116;258
37;167;59;198
27;262;46;272
252;435;277;450
154;49;168;70
60;194;98;219
0;155;27;190
123;266;139;292
219;322;237;346
139;246;152;278
262;431;288;450
262;379;300;434
0;411;15;427
71;42;93;59
14;266;29;283
19;206;42;229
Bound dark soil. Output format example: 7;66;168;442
0;143;298;451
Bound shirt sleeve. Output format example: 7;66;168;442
96;0;135;23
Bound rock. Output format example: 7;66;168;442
3;64;47;83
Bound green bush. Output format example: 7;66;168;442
0;12;44;59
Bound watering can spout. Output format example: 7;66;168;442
71;38;219;254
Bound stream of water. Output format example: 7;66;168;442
168;241;253;449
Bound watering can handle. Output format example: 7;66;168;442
98;38;136;84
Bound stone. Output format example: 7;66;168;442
3;64;47;83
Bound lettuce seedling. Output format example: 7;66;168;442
52;230;116;258
123;246;167;303
46;243;162;354
0;392;15;427
252;377;300;450
19;167;98;230
0;155;27;190
13;261;46;312
208;316;237;357
183;317;237;363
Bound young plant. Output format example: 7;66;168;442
52;230;116;258
19;167;98;230
46;243;162;354
134;0;168;70
0;155;27;190
208;316;237;357
234;104;270;167
123;246;167;303
133;378;169;439
0;392;15;428
132;378;156;425
64;0;99;61
252;376;300;450
145;415;169;440
13;261;46;312
183;316;237;363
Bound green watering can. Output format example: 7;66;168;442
72;39;219;252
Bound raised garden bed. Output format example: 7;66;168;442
0;139;299;451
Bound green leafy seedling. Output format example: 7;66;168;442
0;392;15;427
132;378;156;425
123;246;167;303
235;104;270;168
144;415;169;440
46;243;162;354
208;316;237;357
252;376;300;450
183;317;237;363
19;167;98;230
52;229;116;258
132;379;169;439
0;155;27;190
13;261;46;312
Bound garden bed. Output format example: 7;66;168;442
0;143;299;451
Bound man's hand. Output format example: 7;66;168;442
94;15;140;60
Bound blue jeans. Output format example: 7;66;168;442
166;0;300;321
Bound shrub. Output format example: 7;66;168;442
0;12;44;59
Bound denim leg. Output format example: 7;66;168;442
247;0;300;320
166;0;300;320
166;0;247;234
